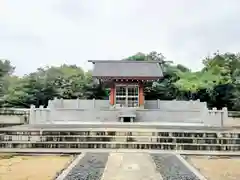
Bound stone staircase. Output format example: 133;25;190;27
0;124;240;153
117;108;137;122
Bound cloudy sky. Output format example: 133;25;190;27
0;0;240;75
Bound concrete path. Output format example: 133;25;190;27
101;153;162;180
2;148;240;156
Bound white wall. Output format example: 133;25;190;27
0;115;26;124
29;99;228;127
49;98;110;109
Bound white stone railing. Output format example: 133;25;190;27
29;103;228;127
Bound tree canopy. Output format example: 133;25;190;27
0;51;239;111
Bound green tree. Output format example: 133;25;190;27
0;59;16;106
201;52;239;109
3;74;58;107
231;69;240;110
125;52;147;61
2;64;107;107
1;51;239;110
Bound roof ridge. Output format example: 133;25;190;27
88;60;163;63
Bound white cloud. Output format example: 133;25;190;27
0;0;240;75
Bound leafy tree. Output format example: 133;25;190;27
0;59;15;76
125;52;147;61
232;85;240;110
203;52;240;78
3;75;57;107
0;51;239;111
0;60;15;106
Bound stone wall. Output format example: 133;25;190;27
49;98;207;111
0;108;29;125
29;98;228;127
29;106;50;124
49;98;110;109
144;99;207;111
0;115;26;124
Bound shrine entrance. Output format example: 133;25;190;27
123;117;131;122
115;84;139;107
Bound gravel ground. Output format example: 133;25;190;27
64;153;109;180
151;154;200;180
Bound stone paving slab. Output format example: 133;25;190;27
1;123;239;132
1;148;240;156
101;153;162;180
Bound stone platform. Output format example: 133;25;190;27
0;123;240;153
1;122;239;131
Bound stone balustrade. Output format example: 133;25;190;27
28;98;228;127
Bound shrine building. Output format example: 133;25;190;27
89;60;164;108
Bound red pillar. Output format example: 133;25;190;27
110;84;115;105
139;82;144;107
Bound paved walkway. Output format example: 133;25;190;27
101;153;162;180
1;148;240;156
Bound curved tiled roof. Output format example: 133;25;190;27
89;60;164;79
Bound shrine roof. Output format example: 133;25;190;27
89;60;164;79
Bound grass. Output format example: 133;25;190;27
188;156;240;180
0;153;73;180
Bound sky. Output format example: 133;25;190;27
0;0;240;76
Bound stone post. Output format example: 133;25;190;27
222;107;228;127
130;117;133;122
202;102;207;110
29;105;35;124
60;98;64;108
93;98;95;108
47;100;52;108
120;117;124;122
39;105;44;124
212;107;217;111
201;106;208;125
48;100;54;124
211;107;219;127
53;97;58;108
157;99;160;109
76;98;80;108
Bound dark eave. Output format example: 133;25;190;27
94;76;162;80
88;60;164;64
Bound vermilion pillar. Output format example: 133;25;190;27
110;84;115;105
139;83;144;107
